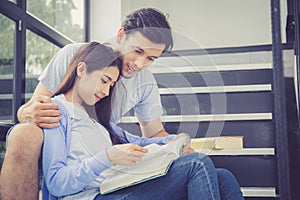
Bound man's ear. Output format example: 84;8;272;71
117;27;125;44
76;62;87;78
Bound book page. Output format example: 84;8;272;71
161;136;185;156
100;137;186;194
100;153;176;194
102;139;185;177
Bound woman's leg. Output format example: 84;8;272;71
216;168;244;200
95;153;220;200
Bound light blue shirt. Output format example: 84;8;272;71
42;95;174;199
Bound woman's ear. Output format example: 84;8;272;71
117;27;125;44
76;62;87;78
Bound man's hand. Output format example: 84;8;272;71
106;144;148;166
22;95;61;128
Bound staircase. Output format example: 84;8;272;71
119;47;294;199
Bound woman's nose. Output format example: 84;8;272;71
101;85;110;97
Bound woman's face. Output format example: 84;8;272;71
77;65;119;106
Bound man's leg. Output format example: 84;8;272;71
0;123;43;200
216;168;244;200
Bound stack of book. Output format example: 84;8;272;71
191;136;243;149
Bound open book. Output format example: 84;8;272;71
99;137;186;194
191;136;243;149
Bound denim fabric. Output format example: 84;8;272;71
216;168;244;200
94;153;244;200
94;153;218;200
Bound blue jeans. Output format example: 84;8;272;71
94;153;244;200
217;168;244;199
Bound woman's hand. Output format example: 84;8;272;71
106;144;148;166
171;133;195;155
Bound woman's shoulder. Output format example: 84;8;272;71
51;95;70;118
51;94;66;105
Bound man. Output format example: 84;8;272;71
0;8;243;200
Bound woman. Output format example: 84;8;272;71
42;42;232;200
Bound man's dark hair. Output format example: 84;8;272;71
121;8;173;52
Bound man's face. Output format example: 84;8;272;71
118;31;165;78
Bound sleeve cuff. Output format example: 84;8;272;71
160;134;176;144
90;150;115;175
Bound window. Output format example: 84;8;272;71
27;0;84;42
0;14;15;123
25;30;60;103
26;30;60;76
0;0;86;124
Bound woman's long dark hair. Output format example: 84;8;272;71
52;42;123;144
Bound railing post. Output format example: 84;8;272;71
270;0;291;199
294;0;300;123
13;0;26;123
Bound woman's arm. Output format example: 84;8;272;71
110;121;175;146
42;104;113;197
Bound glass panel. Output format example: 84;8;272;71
27;0;84;42
26;30;60;100
121;0;272;49
0;14;15;123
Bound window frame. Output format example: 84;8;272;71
0;0;89;123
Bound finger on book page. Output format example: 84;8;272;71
131;151;147;158
132;144;148;153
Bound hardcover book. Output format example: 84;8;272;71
99;137;186;194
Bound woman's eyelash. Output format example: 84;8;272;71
135;49;142;54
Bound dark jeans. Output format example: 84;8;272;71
94;153;244;200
